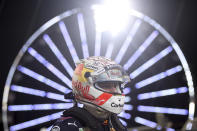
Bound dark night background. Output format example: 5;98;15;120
0;0;196;130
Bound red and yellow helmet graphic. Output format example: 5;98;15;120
72;56;129;114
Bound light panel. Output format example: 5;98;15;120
43;34;73;77
59;21;79;63
166;128;175;131
123;87;131;95
10;111;63;131
11;85;46;97
11;85;71;102
17;65;70;93
95;31;102;56
138;105;188;115
8;103;73;111
135;117;175;131
77;13;89;58
135;65;182;89
28;47;71;88
118;111;131;119
125;96;131;103
46;92;68;102
124;30;159;70
130;46;173;79
124;104;133;111
115;19;142;64
105;42;114;58
137;87;188;100
119;118;127;126
135;117;157;128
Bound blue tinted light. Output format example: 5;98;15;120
43;34;73;77
77;13;89;58
8;103;73;111
138;105;188;115
124;96;131;103
95;31;102;56
11;85;71;102
28;47;72;88
119;118;127;126
124;30;159;70
115;19;142;63
10;111;63;131
124;104;133;110
130;46;173;79
17;65;71;93
135;117;157;128
135;65;182;89
105;42;114;59
137;87;188;100
123;87;131;95
11;85;46;97
46;92;71;102
59;21;79;63
118;111;131;119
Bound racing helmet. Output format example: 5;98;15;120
72;56;130;114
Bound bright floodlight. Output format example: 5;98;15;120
92;0;131;36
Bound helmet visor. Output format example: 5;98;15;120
91;64;130;84
95;81;122;94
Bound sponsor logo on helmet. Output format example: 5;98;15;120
72;80;90;96
95;68;105;75
111;102;124;107
85;64;98;70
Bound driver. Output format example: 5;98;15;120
51;56;130;131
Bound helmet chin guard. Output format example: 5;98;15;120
97;94;125;114
72;56;130;114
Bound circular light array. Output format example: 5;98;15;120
2;7;195;131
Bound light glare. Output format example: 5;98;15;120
93;0;131;35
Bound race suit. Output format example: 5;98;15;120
50;107;127;131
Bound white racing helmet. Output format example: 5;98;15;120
72;56;130;114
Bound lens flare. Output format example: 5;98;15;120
92;0;131;36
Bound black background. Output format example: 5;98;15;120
0;0;196;130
